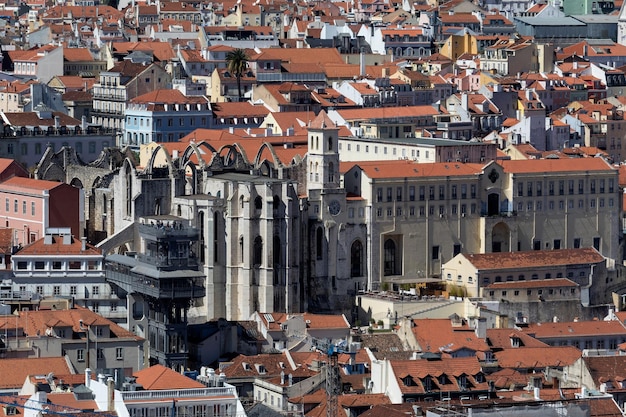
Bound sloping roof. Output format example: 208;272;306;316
63;48;94;62
411;318;490;354
355;160;482;180
486;328;549;349
494;346;581;368
14;235;101;256
134;364;205;390
461;248;604;270
0;357;72;389
499;157;614;173
0;176;66;191
523;320;626;339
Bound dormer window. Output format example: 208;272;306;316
5;406;17;415
402;375;417;387
255;364;266;374
242;362;251;371
511;336;521;348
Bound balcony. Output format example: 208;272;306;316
121;386;238;401
105;267;206;300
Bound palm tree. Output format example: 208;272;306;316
225;48;249;102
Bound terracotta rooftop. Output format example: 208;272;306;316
494;346;581;369
134;364;205;390
14;234;101;256
461;248;604;270
0;357;72;389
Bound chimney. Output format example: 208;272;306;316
288;374;293;386
280;371;285;385
81;237;86;251
359;50;366;77
85;368;92;388
474;317;487;339
54;116;60;130
533;387;540;400
81;116;87;132
107;377;115;412
461;93;469;111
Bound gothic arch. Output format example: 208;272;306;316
351;239;363;277
184;161;198;195
145;144;174;177
69;177;84;189
181;141;211;170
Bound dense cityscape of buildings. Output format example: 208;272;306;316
2;0;626;415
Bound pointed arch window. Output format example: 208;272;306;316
316;227;323;260
351;240;363;277
253;236;263;267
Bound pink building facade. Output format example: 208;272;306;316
0;177;82;246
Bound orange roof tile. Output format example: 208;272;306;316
134;364;205;390
0;357;72;389
462;248;604;270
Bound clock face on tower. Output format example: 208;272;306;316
328;199;341;216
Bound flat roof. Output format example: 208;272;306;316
340;137;489;147
514;16;586;26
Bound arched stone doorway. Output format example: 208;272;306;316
491;222;510;253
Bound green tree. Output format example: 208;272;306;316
225;48;249;102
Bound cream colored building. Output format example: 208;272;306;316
441;248;607;302
342;157;621;305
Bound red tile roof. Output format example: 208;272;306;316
494;346;581;368
0;176;66;191
0;357;73;389
523;320;626;339
499;157;614;174
411;318;490;354
485;278;578;289
15;235;101;256
354;160;482;180
134;364;205;389
462;248;604;270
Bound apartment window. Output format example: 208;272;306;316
600;179;605;193
376;188;383;202
13;199;17;212
548;181;554;196
17;261;27;270
461;184;467;199
70;286;77;296
52;261;62;269
471;185;476;198
451;185;457;199
116;347;123;360
22;201;26;214
419;186;425;201
92;286;99;296
518;182;524;197
409;207;415;216
568;180;574;194
609;178;615;193
34;261;45;269
36;286;43;295
574;238;581;248
77;349;84;362
578;180;584;194
31;202;35;216
409;186;415;201
396;187;402;202
53;286;60;296
429;186;435;200
69;261;81;269
97;348;104;359
4;198;8;211
527;182;532;197
453;244;461;256
590;180;596;194
553;239;561;249
432;246;440;259
536;182;542;196
92;302;99;313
